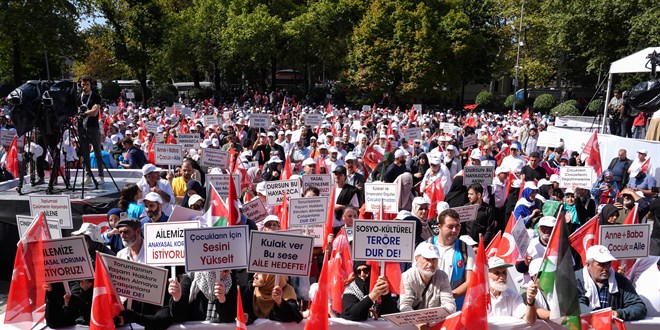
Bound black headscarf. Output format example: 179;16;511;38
444;175;468;208
598;204;619;226
352;261;371;295
180;179;205;207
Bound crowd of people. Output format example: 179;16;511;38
2;79;660;330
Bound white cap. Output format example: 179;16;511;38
285;130;293;135
586;245;617;263
267;131;276;137
549;174;560;183
510;143;519;149
528;258;544;277
142;164;161;176
495;166;508;175
428;155;441;165
200;139;212;148
263;215;280;225
328;146;339;153
188;194;204;207
564;187;575;195
436;201;450;214
395;210;414;220
212;138;220;147
394;149;408;158
71;223;104;243
256;182;267;195
638;149;647;154
488;257;513;269
414;242;441;259
459;235;477;246
345;153;356;162
412;196;428;206
524;181;538;190
446;144;456;151
144;192;163;204
269;156;283;163
538;179;551;187
125;129;133;135
111;134;120;144
319;144;328;150
538;216;556;228
470;149;482;159
302;158;316;166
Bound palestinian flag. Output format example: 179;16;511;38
537;217;581;328
204;184;229;227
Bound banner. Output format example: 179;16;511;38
463;134;478;148
537;131;562;148
154;143;183;166
404;128;422;141
559;166;595;189
248;231;314;277
352;220;415;262
362;105;371;111
169;205;203;221
41;236;94;283
305;114;323;127
201;148;229;169
290;129;302;143
441;123;454;133
16;215;61;239
242;199;268;224
178;133;200;150
29;195;73;229
301;174;333;196
413;104;422;111
364;183;399;214
145;122;160;134
101;254;169;305
0;128;16;146
288;197;329;226
464;166;495;185
290;223;324;247
381;306;453;326
184;226;249;272
453;204;479;222
144;221;200;266
206;174;241;198
203;115;218;126
250;113;271;129
265;179;302;206
599;224;651;259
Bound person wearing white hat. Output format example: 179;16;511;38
484;166;510;209
500;143;526;174
576;245;647;321
383;149;409;183
515;216;556;280
325;146;342;173
627;165;656;197
488;256;539;324
260;214;281;231
142;191;168;225
262;156;284;181
420;153;452;202
411;197;434;242
400;242;456;320
441;144;462;179
72;222;114;256
137;164;175;216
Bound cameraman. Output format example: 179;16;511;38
608;90;624;136
77;75;105;184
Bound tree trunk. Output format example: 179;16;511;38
271;55;277;92
192;68;201;89
138;66;149;108
12;35;22;87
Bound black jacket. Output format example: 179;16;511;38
169;272;239;323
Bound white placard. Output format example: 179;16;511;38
382;307;453;326
511;215;530;256
201;148;229;168
40;236;94;283
178;133;199;150
537;131;562;148
352;220;415;262
101;253;168;306
412;104;422;111
288;196;329;226
184;226;249;272
291;223;324;247
144;221;200;266
250;113;271;129
16;215;61;239
290;129;302;144
454;204;479;222
145;122;160;134
248;161;259;169
441;123;454;133
206;174;241;198
301;174;333;196
0;128;17;146
349;110;359;117
222;112;231;120
126;91;135;99
265;179;302;206
169;205;203;221
462;134;478;148
154;143;183;166
464;166;495;185
404;127;422;141
107;105;119;114
305;113;323;127
29;195;73;229
364;183;399;214
362;105;371;111
599;224;651;259
248;231;314;277
181;107;192;116
243;199;268;223
559;166;594;189
203;115;218;126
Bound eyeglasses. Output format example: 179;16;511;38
356;267;371;274
418;207;429;211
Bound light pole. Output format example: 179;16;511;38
512;0;525;113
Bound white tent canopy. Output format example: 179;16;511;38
602;46;660;133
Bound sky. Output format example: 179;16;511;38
79;14;106;30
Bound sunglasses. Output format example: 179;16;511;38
356;267;371;274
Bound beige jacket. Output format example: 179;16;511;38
400;266;456;313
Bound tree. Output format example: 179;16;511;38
552;100;579;117
533;93;556;112
73;25;131;82
475;91;494;107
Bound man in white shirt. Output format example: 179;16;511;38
629;149;650;176
485;166;509;209
501;144;526;174
137;164;176;216
115;218;145;263
488;257;538;324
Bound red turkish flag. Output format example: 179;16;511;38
582;131;602;176
147;139;155;164
580;308;612;330
282;155;292;180
304;248;329;330
323;186;336;250
6;136;18;178
486;230;502;257
569;214;600;264
363;145;383;170
494;144;510;166
460;236;489;329
640;158;650;173
623;204;638;225
367;260;402;295
521;108;530;121
276;192;289;230
118;99;125;112
425;178;445;219
236;285;247;330
329;228;353;313
90;253;123;330
431;311;463;330
326;101;332;114
227;172;241;226
495;213;520;264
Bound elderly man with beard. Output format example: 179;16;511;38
576;245;647;321
488;257;538;324
400;242;456;330
141;192;169;226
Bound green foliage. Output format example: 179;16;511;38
552;100;580;117
187;88;213;102
475;90;494;106
153;84;178;105
586;98;604;115
504;94;524;109
533;94;556;112
101;81;122;102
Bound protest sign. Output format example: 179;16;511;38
381;306;453;326
154;143;183;166
201;148;229;168
364;183;399;214
301;174;332;196
178;133;199;149
243;199;268;223
511;215;531;255
107;105;119;114
288;196;329;226
559;166;594;188
404;127;422;141
155;134;164;143
41;236;94;283
290;223;324;247
290;129;302;143
441;123;454;133
82;214;110;233
181;107;192;116
0;128;16;146
184;226;249;272
462;134;478;148
248;231;314;277
537;131;562;148
454;204;479;222
248;161;259;169
222;112;231;120
250;113;271;129
349;110;359;117
305;113;323;127
265;179;301;206
145;122;159;134
464;166;495;185
203;115;218;126
413;104;422;111
362;105;371;111
16;215;61;239
144;221;200;266
29;195;73;229
169;205;203;221
352;220;415;262
101;253;168;305
206;174;241;198
599;224;651;259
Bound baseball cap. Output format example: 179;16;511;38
333;165;347;175
111;134;120;144
446;145;456;151
414;242;441;259
549;174;560;183
302;158;316;166
524;181;538;190
115;218;141;229
345;153;356;162
71;223;104;243
638;149;647;155
319;144;328;150
509;144;518;149
263;215;280;225
428;155;441;165
488;257;513;270
267;131;275;137
142;164;161;176
459;235;477;246
412;196;429;206
538;216;556;228
586;245;617;263
144;192;163;204
256;182;267;195
564;187;575;195
395;210;415;220
285;130;292;135
495;167;508;175
188;194;205;207
269;156;283;164
328;146;339;154
394;149;408;158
